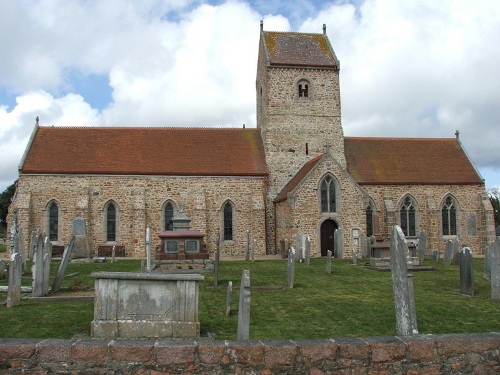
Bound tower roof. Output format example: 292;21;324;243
262;30;339;69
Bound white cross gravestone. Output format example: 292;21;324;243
390;226;418;336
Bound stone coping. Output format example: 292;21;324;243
90;271;205;281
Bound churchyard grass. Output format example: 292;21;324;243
0;244;6;253
1;257;499;339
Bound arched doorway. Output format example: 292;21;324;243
320;219;338;256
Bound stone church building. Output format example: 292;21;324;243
8;23;495;258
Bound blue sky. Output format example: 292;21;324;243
1;0;500;192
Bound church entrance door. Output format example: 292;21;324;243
320;219;338;256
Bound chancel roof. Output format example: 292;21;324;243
263;31;339;68
344;137;483;185
21;126;268;177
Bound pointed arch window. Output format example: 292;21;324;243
223;201;234;241
442;195;457;235
297;79;310;99
105;202;117;242
164;201;174;231
320;175;336;213
49;202;59;241
366;204;374;237
400;196;416;236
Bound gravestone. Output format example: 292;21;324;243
112;245;116;263
352;249;358;265
72;217;91;259
367;235;374;258
360;230;367;258
245;230;250;261
390;225;418;336
334;228;344;259
51;236;76;294
287;247;295;288
417;231;427;262
304;235;311;265
32;232;45;297
444;240;454;266
7;252;22;307
326;250;332;274
225;281;232;316
237;270;251;341
460;247;474;296
17;228;26;272
451;238;460;265
29;230;37;260
214;233;220;287
0;259;5;279
42;237;53;296
432;250;440;263
489;239;500;300
145;226;153;273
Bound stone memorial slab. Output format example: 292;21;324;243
225;281;233;317
145;227;152;273
334;228;344;259
42;237;53;296
432;250;440;263
237;270;250;341
7;252;22;307
214;233;220;287
444;240;454;266
490;239;500;300
390;225;418;336
72;217;87;236
360;230;367;258
305;235;311;265
288;247;295;288
352;250;358;265
91;272;204;338
51;236;75;294
417;231;427;262
460;247;474;296
326;250;332;274
32;233;45;297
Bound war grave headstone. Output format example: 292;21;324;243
326;250;332;274
237;270;250;341
417;230;427;262
444;240;454;266
7;252;22;308
459;247;474;296
489;239;500;300
305;235;311;265
51;236;75;294
225;281;233;317
390;225;418;336
288;247;295;288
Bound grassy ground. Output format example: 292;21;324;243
0;257;499;339
0;244;6;253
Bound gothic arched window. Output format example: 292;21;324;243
164;201;174;231
366;204;374;237
297;79;310;99
223;201;235;241
105;201;118;242
48;201;59;241
400;196;416;237
442;195;457;236
320;175;336;213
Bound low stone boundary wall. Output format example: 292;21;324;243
0;333;499;374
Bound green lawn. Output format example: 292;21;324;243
0;243;6;253
0;257;499;339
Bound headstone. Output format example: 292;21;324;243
390;225;418;336
444;240;454;266
111;245;116;263
304;235;311;265
237;270;250;341
360;230;367;258
42;237;53;296
334;228;344;259
432;250;440;263
72;217;91;259
490;239;500;300
459;247;474;296
245;230;250;261
0;259;5;279
352;249;358;265
287;247;295;288
51;236;76;294
417;231;427;262
32;233;45;297
367;235;374;258
7;252;22;307
29;230;38;260
326;250;332;274
225;281;233;316
145;226;152;273
17;228;26;273
73;217;86;235
214;233;220;287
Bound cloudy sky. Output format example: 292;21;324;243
1;0;499;193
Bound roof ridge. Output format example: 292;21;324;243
345;136;456;141
39;125;259;130
264;30;324;36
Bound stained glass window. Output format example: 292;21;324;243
400;196;416;236
106;203;116;242
165;202;174;231
320;175;336;213
223;202;233;241
442;196;457;235
49;202;58;241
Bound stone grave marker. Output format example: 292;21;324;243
334;228;344;259
245;230;250;261
7;252;22;307
352;249;358;265
111;245;116;263
32;232;45;297
489;239;500;300
237;270;250;341
42;237;53;296
225;281;233;316
432;250;440;263
51;236;75;294
360;230;367;258
305;235;311;265
214;233;220;287
145;226;153;273
288;247;295;288
444;240;454;266
72;217;91;259
326;250;332;274
460;247;474;296
17;228;26;272
390;225;418;336
417;230;427;262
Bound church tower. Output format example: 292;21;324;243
256;22;345;252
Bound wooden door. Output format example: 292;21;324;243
320;220;338;256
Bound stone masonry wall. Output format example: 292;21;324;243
7;174;268;258
1;333;499;374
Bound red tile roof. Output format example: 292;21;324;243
263;31;338;68
21;126;268;177
344;137;483;185
274;154;324;203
